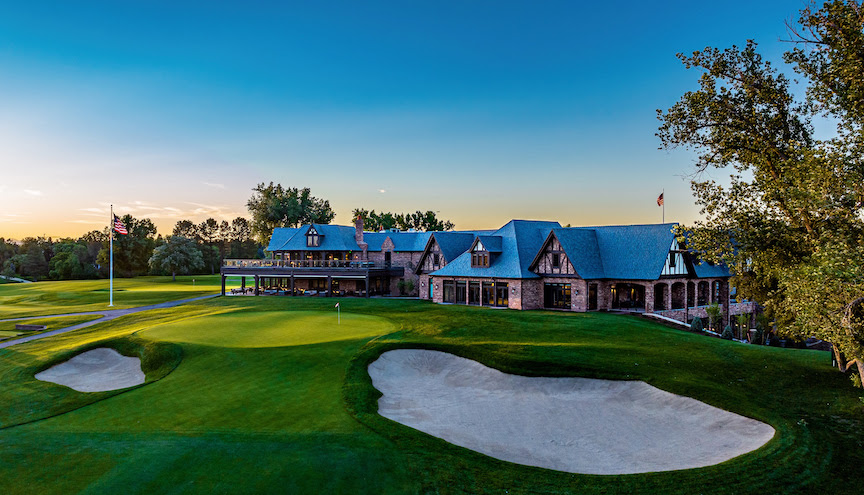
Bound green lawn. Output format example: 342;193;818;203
0;284;862;494
0;275;233;319
0;315;103;342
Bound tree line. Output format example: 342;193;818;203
2;182;454;281
0;216;260;282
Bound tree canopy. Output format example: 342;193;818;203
658;1;864;384
246;183;335;245
149;235;204;281
352;209;455;232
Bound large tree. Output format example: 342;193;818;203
658;1;864;385
246;183;335;245
149;235;204;281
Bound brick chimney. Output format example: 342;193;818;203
355;215;368;259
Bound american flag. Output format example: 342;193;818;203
657;193;664;207
113;215;128;235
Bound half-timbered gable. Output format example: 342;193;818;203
532;233;578;276
660;238;689;277
418;237;445;274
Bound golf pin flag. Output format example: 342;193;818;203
113;215;128;235
656;192;664;207
335;303;340;308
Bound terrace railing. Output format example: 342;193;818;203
223;259;378;269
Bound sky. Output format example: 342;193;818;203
0;1;808;240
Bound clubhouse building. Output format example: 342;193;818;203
220;218;753;327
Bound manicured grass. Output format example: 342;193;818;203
0;315;102;342
0;291;862;494
0;275;231;318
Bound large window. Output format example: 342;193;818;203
482;282;495;306
456;281;467;303
443;280;455;303
544;283;571;309
495;283;509;307
468;281;481;305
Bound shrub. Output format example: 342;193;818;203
689;317;703;332
721;325;734;340
705;303;722;332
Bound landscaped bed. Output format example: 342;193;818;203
0;289;860;494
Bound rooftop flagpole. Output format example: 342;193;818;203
663;188;665;223
109;204;114;307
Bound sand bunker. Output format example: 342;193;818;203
368;349;775;475
35;348;145;392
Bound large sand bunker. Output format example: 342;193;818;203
35;348;145;392
368;349;775;474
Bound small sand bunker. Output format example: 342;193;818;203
35;348;145;392
368;349;775;475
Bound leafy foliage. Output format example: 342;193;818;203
658;1;864;384
352;208;455;232
149;236;205;281
246;183;335;245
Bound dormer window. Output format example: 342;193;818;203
306;227;320;247
471;239;491;268
471;252;489;267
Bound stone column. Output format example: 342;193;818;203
221;275;225;296
254;275;259;296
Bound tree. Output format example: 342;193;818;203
49;240;98;280
149;235;204;281
247;183;335;245
97;215;158;277
658;1;864;385
352;208;454;232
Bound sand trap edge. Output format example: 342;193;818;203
35;347;146;393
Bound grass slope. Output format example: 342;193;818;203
0;291;861;494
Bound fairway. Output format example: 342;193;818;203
140;310;396;347
0;289;862;494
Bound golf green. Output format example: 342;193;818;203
139;310;396;348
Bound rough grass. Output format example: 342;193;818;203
0;291;861;494
0;275;231;318
0;315;102;341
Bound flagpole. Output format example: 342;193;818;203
109;204;114;307
662;189;665;223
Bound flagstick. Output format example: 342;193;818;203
338;304;341;325
109;204;114;307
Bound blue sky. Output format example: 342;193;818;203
0;1;804;238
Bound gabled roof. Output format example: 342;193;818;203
432;232;478;261
431;220;561;279
547;228;605;279
272;223;359;252
587;223;678;279
266;227;301;252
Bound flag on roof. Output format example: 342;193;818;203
656;193;664;207
113;215;128;235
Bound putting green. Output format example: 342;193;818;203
139;310;396;348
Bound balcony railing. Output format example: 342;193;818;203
223;259;379;269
